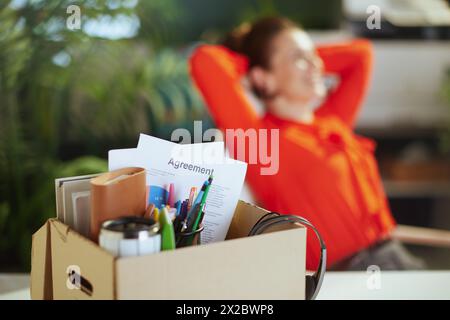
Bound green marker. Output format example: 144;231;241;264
159;207;176;250
192;182;211;231
187;178;212;245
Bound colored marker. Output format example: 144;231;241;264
152;207;160;222
167;183;175;207
191;182;211;234
187;187;197;210
174;200;182;217
186;175;213;222
159;207;176;250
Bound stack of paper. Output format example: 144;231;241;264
55;174;99;238
109;134;248;244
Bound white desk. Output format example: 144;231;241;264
0;274;30;300
1;271;450;300
316;271;450;300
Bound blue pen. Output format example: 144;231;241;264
178;200;189;233
187;175;213;220
175;200;181;217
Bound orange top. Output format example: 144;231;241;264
189;40;396;269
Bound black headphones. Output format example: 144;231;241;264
248;212;326;300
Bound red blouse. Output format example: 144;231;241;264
189;40;396;269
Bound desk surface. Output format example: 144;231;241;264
1;271;450;300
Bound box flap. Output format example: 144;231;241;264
226;200;302;239
226;201;269;239
30;220;53;300
49;219;115;299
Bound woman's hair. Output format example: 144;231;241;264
223;16;299;70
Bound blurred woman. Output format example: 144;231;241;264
189;17;425;270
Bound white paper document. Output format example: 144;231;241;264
109;134;247;244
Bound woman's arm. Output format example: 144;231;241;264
315;39;374;128
189;45;260;131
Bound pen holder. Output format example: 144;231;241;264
175;224;204;248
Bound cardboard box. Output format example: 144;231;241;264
31;200;306;299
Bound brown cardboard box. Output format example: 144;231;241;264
30;200;306;299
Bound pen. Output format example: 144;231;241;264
173;214;184;234
152;207;160;221
175;200;188;234
185;202;201;233
189;181;211;239
192;176;211;208
180;200;188;220
188;187;196;211
186;175;213;223
174;200;181;217
182;202;205;246
198;207;206;225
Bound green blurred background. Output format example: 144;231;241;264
0;0;343;271
2;0;450;272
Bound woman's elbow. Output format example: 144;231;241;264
353;38;374;68
189;45;211;78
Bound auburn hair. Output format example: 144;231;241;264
223;16;299;70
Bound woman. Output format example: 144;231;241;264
189;17;424;270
